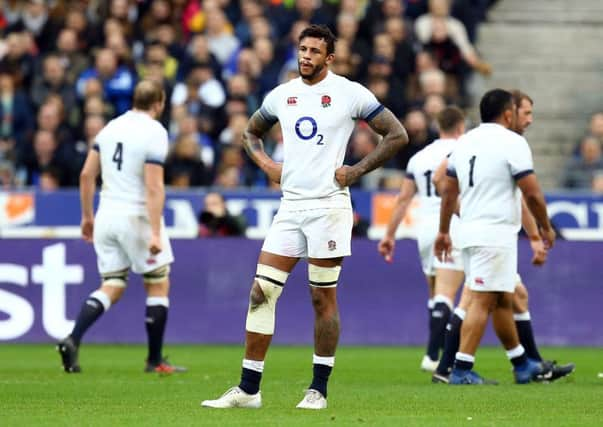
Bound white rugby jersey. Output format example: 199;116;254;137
259;71;383;209
406;138;457;218
94;110;168;215
447;123;534;248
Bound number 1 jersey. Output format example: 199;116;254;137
259;71;383;209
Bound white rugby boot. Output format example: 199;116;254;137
201;386;262;409
296;389;327;410
420;355;439;372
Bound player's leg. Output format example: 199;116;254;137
422;274;442;370
142;265;185;373
450;246;506;385
296;256;342;409
513;280;575;380
57;270;128;373
201;251;298;408
431;270;466;382
294;207;351;410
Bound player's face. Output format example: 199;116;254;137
297;37;334;81
513;98;533;135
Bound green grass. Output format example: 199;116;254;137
0;345;601;426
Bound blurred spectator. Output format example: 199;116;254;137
336;13;370;79
205;6;240;65
18;129;71;186
562;135;603;190
392;108;436;170
177;34;221;82
592;171;603;193
215;165;242;188
138;41;178;83
345;126;380;189
165;133;211;187
415;0;492;79
219;112;248;146
423;93;446;133
38;166;61;191
175;113;215;172
54;27;90;85
171;61;226;115
0;68;33;160
6;0;62;53
227;73;258;114
0;32;35;88
198;191;246;237
30;54;77;113
0;159;16;189
252;37;282;97
76;48;135;115
234;0;266;46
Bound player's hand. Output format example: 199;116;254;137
81;217;94;243
265;161;282;184
335;165;359;187
540;227;556;250
378;236;395;263
529;237;547;266
434;232;452;262
149;234;162;255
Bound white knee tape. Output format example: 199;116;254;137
101;269;129;288
245;264;288;335
308;264;341;288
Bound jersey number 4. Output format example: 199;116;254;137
112;142;124;170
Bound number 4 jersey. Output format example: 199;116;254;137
93;110;169;215
446;123;534;248
259;71;383;210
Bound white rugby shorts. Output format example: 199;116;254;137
416;220;463;276
462;245;517;293
262;207;353;258
93;210;174;276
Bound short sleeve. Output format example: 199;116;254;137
446;149;457;179
146;126;169;166
508;137;534;180
350;82;384;122
258;88;279;126
405;155;416;181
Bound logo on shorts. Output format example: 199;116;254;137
475;277;484;286
287;96;298;106
321;95;331;108
328;240;337;251
146;258;157;265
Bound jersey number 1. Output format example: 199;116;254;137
468;155;476;187
113;142;123;171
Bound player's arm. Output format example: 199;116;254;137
434;173;459;261
145;163;165;254
378;177;417;262
79;149;101;242
242;110;282;183
433;158;460;215
521;196;547;265
517;173;555;248
336;108;407;187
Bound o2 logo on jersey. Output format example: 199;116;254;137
295;116;324;145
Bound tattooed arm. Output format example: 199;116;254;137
242;110;282;183
335;107;408;187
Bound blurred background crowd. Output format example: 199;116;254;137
0;0;599;193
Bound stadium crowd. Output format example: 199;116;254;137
0;0;497;191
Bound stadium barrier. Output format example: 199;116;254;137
1;190;603;240
1;239;600;345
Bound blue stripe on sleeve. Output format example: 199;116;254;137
513;169;534;180
258;107;278;126
405;172;414;180
145;159;164;166
446;169;457;178
364;104;385;122
92;144;99;152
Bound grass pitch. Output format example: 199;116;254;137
1;345;601;426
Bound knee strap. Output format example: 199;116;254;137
101;268;129;288
308;264;341;288
245;264;288;335
143;265;170;284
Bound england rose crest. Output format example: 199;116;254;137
321;95;331;108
